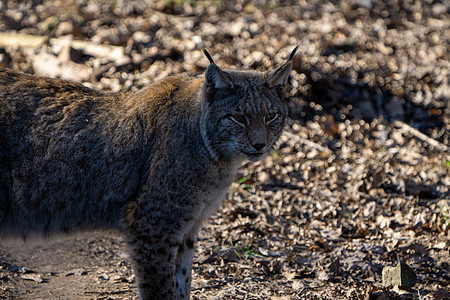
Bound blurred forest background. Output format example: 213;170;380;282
0;0;449;299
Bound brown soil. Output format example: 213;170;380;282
0;1;449;299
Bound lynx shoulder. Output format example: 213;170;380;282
0;46;298;299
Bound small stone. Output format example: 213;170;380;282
221;249;240;263
382;262;417;289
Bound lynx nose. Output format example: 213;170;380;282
252;143;266;152
250;127;267;152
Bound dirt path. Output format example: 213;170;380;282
0;231;137;299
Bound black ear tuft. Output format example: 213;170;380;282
203;49;215;64
287;45;299;63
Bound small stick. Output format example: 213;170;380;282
283;131;328;153
395;120;449;152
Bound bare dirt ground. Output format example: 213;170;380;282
0;0;449;299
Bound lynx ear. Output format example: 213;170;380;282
266;45;298;88
204;49;234;89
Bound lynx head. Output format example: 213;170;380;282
200;46;298;162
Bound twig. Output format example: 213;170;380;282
260;183;302;190
191;282;227;291
394;120;449;153
84;290;133;295
283;131;328;153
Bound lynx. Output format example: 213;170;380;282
0;47;297;299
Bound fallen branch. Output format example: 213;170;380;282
0;32;129;64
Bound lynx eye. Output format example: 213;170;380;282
226;114;247;125
265;113;280;124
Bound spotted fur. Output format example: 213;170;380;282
0;47;297;299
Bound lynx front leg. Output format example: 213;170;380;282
127;234;179;300
124;201;184;299
175;235;197;299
